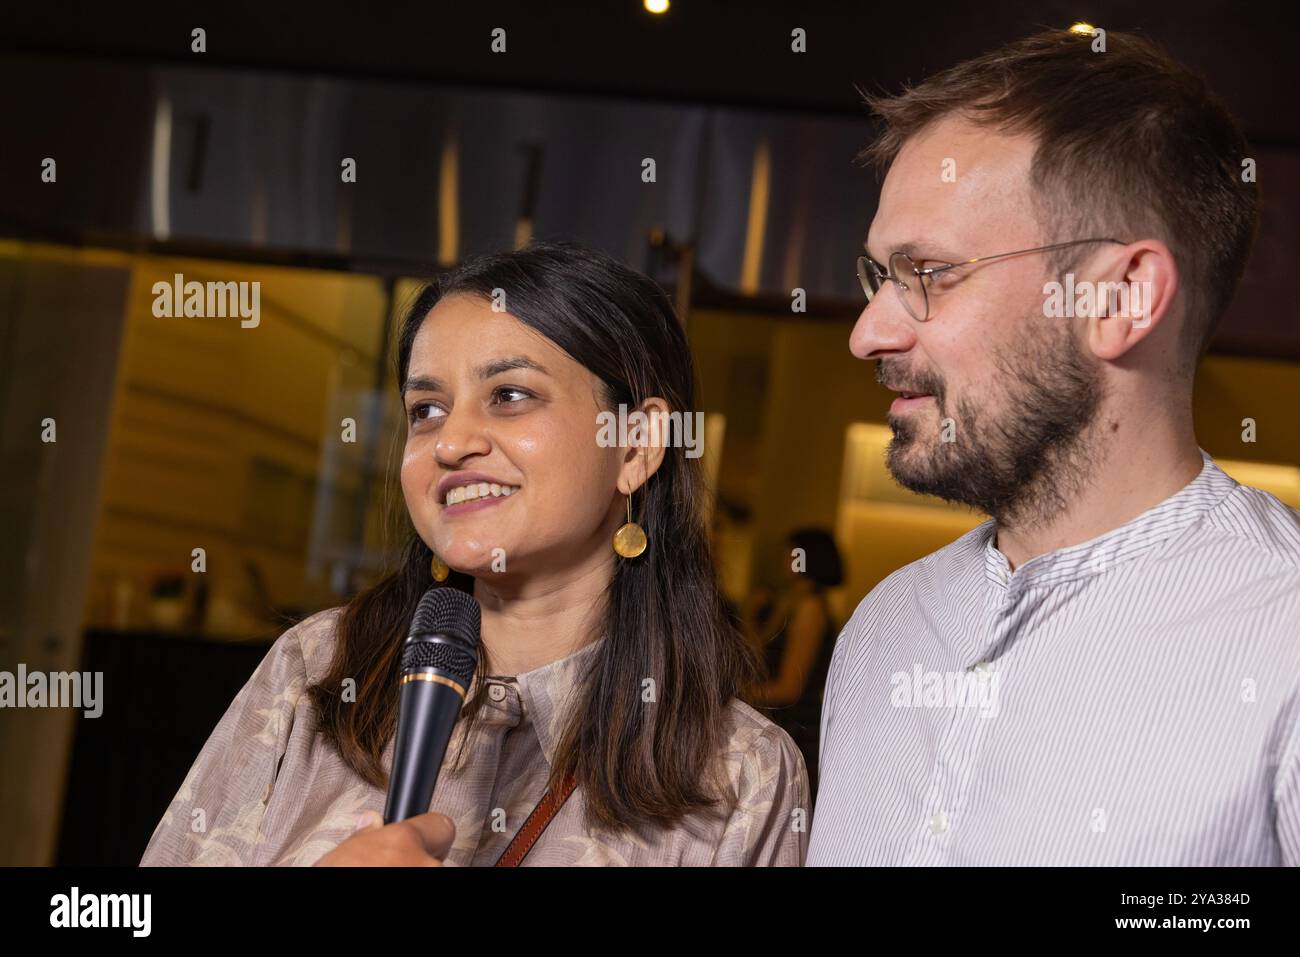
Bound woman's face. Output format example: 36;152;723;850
400;293;626;580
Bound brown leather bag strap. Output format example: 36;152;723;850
494;772;578;867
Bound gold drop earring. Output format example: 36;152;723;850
613;492;648;559
430;552;450;582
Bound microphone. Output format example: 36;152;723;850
383;586;481;824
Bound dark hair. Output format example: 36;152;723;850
306;240;762;831
787;528;844;589
858;28;1260;368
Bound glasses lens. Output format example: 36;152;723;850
888;252;927;321
857;256;883;300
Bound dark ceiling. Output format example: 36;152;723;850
7;0;1298;145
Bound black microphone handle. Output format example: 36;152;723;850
383;677;465;824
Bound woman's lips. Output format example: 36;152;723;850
890;394;934;414
440;491;516;517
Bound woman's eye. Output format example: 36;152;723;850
491;386;533;406
408;402;445;424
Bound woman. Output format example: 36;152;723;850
746;528;844;799
140;241;809;866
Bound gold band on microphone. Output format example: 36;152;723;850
400;672;468;699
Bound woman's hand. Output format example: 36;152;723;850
314;810;456;866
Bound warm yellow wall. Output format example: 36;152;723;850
1194;356;1300;464
86;255;390;636
748;318;863;596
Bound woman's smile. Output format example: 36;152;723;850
440;481;520;517
435;469;523;517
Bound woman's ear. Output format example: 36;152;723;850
616;396;672;495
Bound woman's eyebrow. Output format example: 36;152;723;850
401;374;442;398
475;356;549;379
401;357;550;397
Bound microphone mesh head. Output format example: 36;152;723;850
408;590;480;650
410;586;481;646
402;588;480;685
400;638;477;685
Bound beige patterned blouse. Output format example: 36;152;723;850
140;607;810;866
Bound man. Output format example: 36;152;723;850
807;28;1299;865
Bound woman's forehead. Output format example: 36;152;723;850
408;296;586;383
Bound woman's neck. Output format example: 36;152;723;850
471;555;613;676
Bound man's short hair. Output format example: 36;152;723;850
859;28;1261;368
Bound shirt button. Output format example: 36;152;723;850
929;812;950;834
971;661;992;681
488;683;507;702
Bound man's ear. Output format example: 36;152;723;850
616;396;671;496
1085;239;1179;362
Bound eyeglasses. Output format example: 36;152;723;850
856;238;1126;322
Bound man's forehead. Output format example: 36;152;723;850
895;114;1035;177
870;116;1037;256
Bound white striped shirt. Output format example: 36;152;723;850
807;449;1300;865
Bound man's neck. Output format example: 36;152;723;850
472;555;612;676
994;415;1203;571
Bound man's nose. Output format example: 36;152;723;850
849;295;917;361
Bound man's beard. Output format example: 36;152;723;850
881;321;1105;529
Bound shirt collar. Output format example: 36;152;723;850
508;636;605;769
980;448;1238;589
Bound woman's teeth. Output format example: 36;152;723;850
445;483;519;506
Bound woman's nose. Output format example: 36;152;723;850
433;406;491;465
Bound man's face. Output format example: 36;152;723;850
850;115;1104;523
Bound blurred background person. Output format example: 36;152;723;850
746;528;844;797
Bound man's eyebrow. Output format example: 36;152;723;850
475;356;550;379
864;238;962;264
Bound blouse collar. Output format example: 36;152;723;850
490;635;606;769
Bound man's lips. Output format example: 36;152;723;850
880;377;938;413
889;392;935;414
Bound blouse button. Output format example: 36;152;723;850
488;683;507;702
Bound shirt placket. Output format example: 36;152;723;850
903;565;1017;865
441;677;521;865
473;678;534;863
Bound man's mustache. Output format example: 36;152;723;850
875;360;946;402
